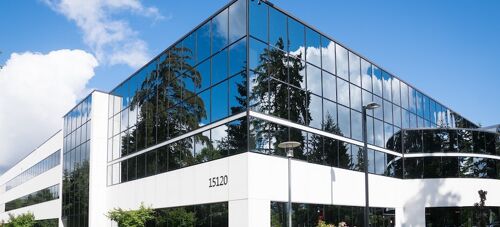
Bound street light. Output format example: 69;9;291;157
362;102;380;227
278;141;301;227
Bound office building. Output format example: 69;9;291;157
1;0;499;226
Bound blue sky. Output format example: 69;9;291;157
0;0;499;173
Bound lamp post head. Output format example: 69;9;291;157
364;102;381;110
278;141;301;158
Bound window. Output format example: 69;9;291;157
288;18;305;59
212;9;228;53
228;0;246;44
335;44;349;80
306;27;321;66
321;36;335;75
269;7;287;49
349;52;361;86
307;64;322;95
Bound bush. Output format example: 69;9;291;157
107;203;155;227
5;212;36;227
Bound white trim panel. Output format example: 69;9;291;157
405;152;500;160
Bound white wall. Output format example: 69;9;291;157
104;152;251;226
0;131;62;224
88;91;111;227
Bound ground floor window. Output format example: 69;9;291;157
271;201;395;227
35;218;59;227
425;206;500;227
145;202;228;227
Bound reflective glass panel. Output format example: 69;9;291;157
229;73;246;115
350;84;362;112
322;72;336;101
212;9;229;53
374;151;386;175
321;36;335;75
366;116;374;145
351;110;362;141
323;99;337;134
228;0;246;44
197;22;211;63
409;86;417;113
197;59;211;92
212;80;229;122
423;95;430;120
212;49;228;85
372;66;382;97
249;0;268;42
374;119;384;147
183;33;196;67
361;59;372;92
199;89;211;125
392;78;401;106
306;27;321;67
337;78;350;107
229;38;247;76
269;7;287;49
249;37;268;71
384;123;394;148
416;91;424;117
393;105;402;128
307;64;322;95
337;105;350;138
384;100;393;124
382;71;392;101
309;94;322;129
373;95;383;120
335;44;349;80
362;89;373;117
400;82;409;110
288;18;305;60
349;52;361;86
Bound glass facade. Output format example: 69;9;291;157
107;0;248;185
144;202;228;227
248;0;476;152
425;206;500;227
271;201;395;227
396;129;500;156
5;184;59;212
104;0;496;185
5;150;60;191
109;117;247;185
249;117;402;178
62;96;91;227
107;0;247;162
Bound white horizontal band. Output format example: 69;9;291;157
404;152;500;160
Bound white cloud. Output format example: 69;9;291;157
0;49;98;174
43;0;163;68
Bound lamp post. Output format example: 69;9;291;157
278;141;301;227
362;102;380;227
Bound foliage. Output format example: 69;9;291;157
5;212;35;227
474;190;488;227
107;203;155;227
317;220;336;227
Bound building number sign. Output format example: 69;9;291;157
209;175;228;188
